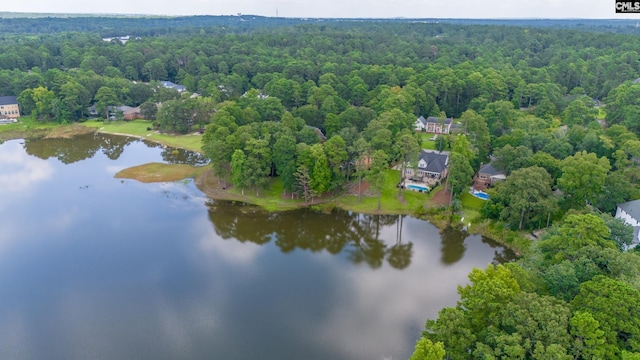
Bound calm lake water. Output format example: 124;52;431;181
0;133;513;360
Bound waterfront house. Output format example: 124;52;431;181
404;150;450;185
473;162;506;190
0;96;20;119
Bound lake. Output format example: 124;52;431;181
0;133;513;360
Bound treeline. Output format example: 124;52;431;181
2;15;640;36
2;22;640;210
2;23;640;123
412;213;640;359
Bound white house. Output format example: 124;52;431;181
615;199;640;250
415;116;454;134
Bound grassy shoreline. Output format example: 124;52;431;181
82;119;204;153
2;118;529;253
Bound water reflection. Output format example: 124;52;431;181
24;133;208;165
482;236;518;265
0;140;53;193
440;226;468;265
207;202;514;270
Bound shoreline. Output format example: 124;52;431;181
2;122;528;253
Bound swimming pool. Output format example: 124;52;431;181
472;191;490;200
407;184;429;192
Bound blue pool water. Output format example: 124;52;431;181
473;191;490;200
407;184;429;192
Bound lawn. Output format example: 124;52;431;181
0;116;58;141
420;133;450;151
460;191;488;223
83;119;204;152
335;169;433;214
221;177;301;211
460;191;487;210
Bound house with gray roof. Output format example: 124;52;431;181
160;81;186;92
473;161;506;190
615;199;640;250
415;116;454;134
404;149;450;183
0;96;20;119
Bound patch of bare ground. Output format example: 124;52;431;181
44;124;96;139
346;180;372;196
431;188;451;206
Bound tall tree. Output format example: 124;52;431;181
272;135;298;196
395;131;420;200
410;338;446;360
447;152;474;200
460;109;491;162
244;138;272;196
558;151;610;208
571;275;640;357
95;86;118;120
366;150;388;210
487;166;557;230
323;135;349;190
231;149;247;195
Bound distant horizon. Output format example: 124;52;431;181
5;0;640;20
0;11;639;21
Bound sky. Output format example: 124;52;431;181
3;0;640;19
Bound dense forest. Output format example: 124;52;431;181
2;16;640;358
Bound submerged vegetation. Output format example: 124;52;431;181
114;162;208;183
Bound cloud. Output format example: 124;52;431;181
0;141;54;194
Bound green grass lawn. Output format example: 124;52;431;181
335;169;433;214
420;133;450;151
223;177;301;211
0;116;58;141
461;191;487;210
460;191;487;223
83;119;203;152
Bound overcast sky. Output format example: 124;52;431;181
4;0;640;19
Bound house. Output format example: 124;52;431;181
473;162;506;190
87;105;99;117
0;96;20;119
120;106;142;121
404;150;450;184
116;105;142;121
160;81;186;92
415;116;454;134
615;200;640;250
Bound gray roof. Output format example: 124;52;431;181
0;96;17;106
160;81;186;92
417;116;453;125
418;150;449;174
618;200;640;221
478;162;504;177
